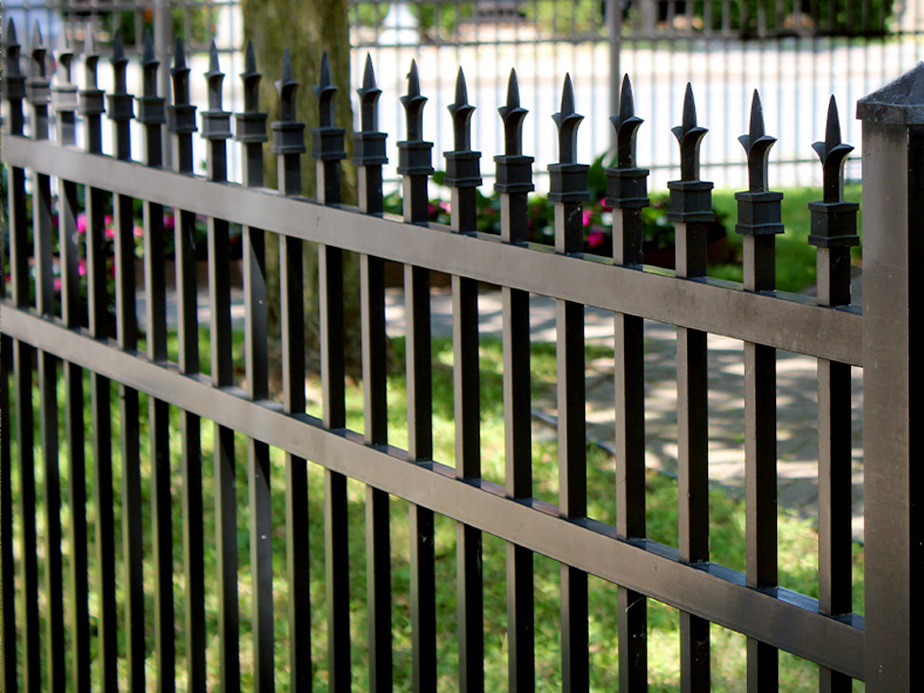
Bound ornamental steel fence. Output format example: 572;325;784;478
1;16;922;692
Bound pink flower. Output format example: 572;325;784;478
600;198;612;212
162;213;175;231
104;214;113;226
76;213;87;234
104;227;116;240
133;226;144;238
587;229;605;248
53;277;62;291
582;209;593;226
428;204;436;215
439;201;451;213
78;258;86;276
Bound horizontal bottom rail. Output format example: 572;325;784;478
1;303;865;679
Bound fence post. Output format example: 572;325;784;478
857;63;924;689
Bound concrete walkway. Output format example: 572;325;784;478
385;282;865;542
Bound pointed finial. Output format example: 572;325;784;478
29;21;47;79
4;17;19;50
498;68;528;156
611;74;644;169
401;59;427;141
448;67;475;151
812;96;854;203
3;17;22;78
737;90;776;192
171;37;190;105
111;30;128;93
82;26;99;87
314;50;337;128
671;83;709;181
356;53;382;132
240;40;261;113
276;47;299;122
56;25;74;77
552;73;583;165
205;41;224;111
141;30;158;97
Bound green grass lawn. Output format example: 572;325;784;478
6;333;864;691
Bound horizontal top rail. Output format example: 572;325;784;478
1;134;863;365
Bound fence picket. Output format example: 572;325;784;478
497;67;536;692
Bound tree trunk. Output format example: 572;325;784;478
242;0;364;377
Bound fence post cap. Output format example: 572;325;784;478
857;62;924;126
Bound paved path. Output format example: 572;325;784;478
386;281;865;542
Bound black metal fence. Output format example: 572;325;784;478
2;14;922;693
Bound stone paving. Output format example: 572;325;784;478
386;280;866;542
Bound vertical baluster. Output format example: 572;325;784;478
103;31;145;691
495;68;536;691
80;32;120;693
353;54;394;692
27;25;66;691
0;335;14;693
137;32;173;693
736;91;784;691
167;38;206;692
397;60;437;690
444;67;484;692
808;97;859;692
310;52;355;691
606;75;651;691
2;22;30;693
233;39;281;691
548;74;590;691
54;29;91;693
272;48;307;692
208;42;275;693
666;82;712;691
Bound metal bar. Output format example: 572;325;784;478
326;469;352;691
168;48;206;691
496;75;535;686
409;503;436;691
555;204;589;690
445;74;484;686
139;47;174;690
0;336;16;693
0;303;867;680
1;137;864;365
214;421;240;693
613;211;648;690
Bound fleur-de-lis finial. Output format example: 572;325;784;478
401;59;427;141
356;52;381;133
552;73;583;165
55;26;74;84
4;18;22;76
111;30;128;92
314;50;337;128
205;41;224;111
276;47;298;122
498;68;527;156
812;96;853;204
738;90;776;192
448;67;475;152
29;21;47;79
171;37;190;104
83;25;100;88
141;30;158;97
240;40;262;113
672;83;708;181
611;74;643;170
